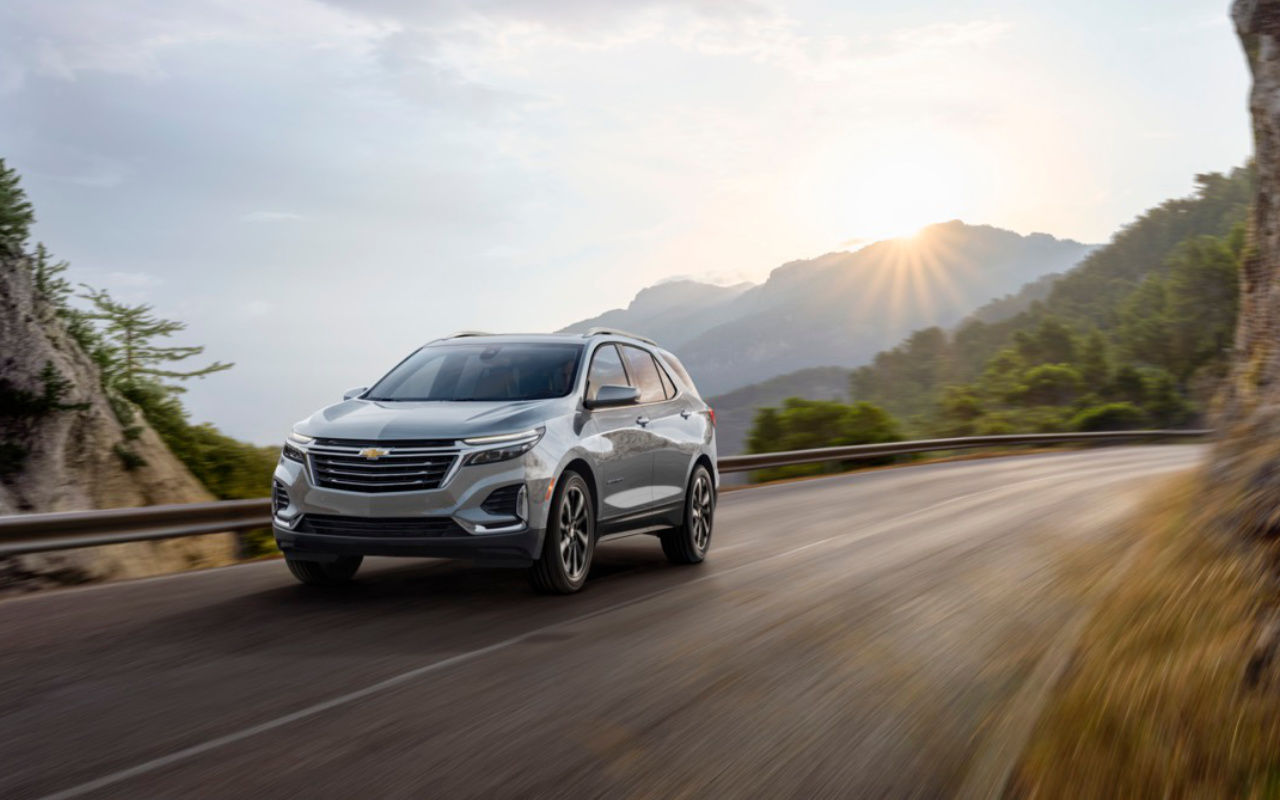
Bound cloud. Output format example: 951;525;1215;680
241;211;304;223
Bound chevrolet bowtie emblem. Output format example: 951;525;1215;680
358;447;389;460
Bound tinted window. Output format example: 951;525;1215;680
620;345;665;403
585;344;628;402
659;351;699;396
367;343;583;401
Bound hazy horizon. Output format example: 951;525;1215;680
0;0;1250;443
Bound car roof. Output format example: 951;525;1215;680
427;329;661;348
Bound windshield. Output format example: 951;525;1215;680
365;342;584;402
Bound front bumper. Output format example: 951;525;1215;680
271;445;554;567
274;524;542;566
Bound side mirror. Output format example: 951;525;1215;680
343;386;368;401
586;384;640;409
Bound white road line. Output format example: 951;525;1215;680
37;457;1197;800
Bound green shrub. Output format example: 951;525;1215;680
1071;403;1149;432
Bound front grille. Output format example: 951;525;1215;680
312;437;456;448
296;514;466;538
481;484;522;516
308;442;458;493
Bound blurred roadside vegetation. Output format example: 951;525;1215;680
1;159;277;553
745;166;1251;473
1011;477;1280;797
745;399;901;481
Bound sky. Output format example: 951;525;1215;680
0;0;1252;444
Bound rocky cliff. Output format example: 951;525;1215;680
0;254;236;589
1213;0;1280;537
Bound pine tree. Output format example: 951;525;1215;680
31;243;72;309
0;158;34;255
79;286;232;392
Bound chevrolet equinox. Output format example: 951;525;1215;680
271;329;717;593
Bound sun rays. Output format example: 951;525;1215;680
852;224;978;334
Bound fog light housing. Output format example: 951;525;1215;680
516;484;528;522
272;480;290;516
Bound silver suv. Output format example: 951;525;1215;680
272;329;717;593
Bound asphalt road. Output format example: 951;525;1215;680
0;445;1204;799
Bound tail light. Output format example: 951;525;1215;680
707;408;716;427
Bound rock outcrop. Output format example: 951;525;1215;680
1212;1;1280;536
0;254;236;589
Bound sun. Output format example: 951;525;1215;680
809;135;975;248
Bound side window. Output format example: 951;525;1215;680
655;358;677;399
619;345;665;403
659;351;699;396
586;344;628;402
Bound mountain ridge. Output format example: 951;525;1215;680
561;221;1097;396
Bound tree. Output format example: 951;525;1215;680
747;407;783;454
745;398;902;481
937;384;985;436
1079;329;1112;388
31;244;72;308
1018;364;1084;406
1117;275;1173;371
80;286;233;392
1140;367;1193;428
1110;364;1146;405
0;158;34;255
1014;316;1077;365
1164;235;1239;381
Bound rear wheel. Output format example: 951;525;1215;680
286;555;363;586
661;464;715;564
529;471;595;594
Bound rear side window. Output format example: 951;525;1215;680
620;345;666;403
656;362;676;399
658;351;699;396
586;344;627;402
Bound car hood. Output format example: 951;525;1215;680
294;398;565;442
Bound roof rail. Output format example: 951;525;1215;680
442;331;493;339
582;327;657;345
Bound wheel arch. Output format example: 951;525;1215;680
560;457;599;517
690;453;717;490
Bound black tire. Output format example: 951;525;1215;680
661;464;715;564
529;471;595;594
286;555;363;586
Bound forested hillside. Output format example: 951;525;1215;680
846;166;1252;435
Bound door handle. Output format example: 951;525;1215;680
636;416;650;427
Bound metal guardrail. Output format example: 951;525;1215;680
715;429;1210;473
0;430;1209;557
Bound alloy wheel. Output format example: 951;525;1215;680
558;484;590;580
690;472;713;552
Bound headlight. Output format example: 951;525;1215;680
288;432;314;445
463;428;543;466
282;442;306;463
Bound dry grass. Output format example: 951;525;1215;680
1010;475;1280;799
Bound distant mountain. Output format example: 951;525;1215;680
964;271;1063;325
561;222;1096;396
561;279;752;350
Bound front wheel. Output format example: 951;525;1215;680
661;464;715;564
529;471;595;594
286;555;363;586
